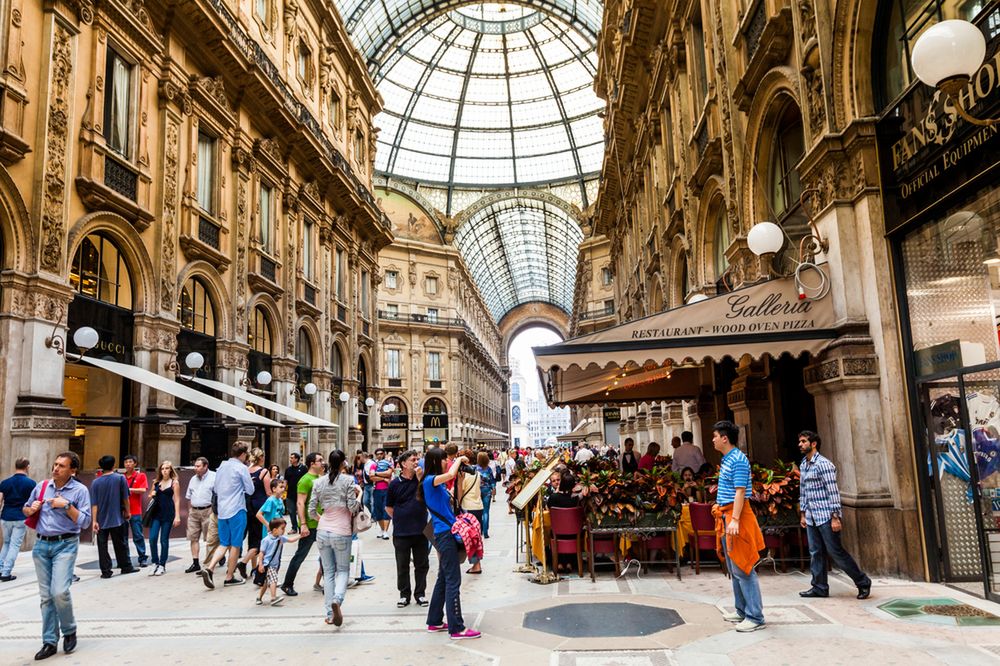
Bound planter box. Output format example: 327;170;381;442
587;512;678;530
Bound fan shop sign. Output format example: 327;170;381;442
878;35;1000;232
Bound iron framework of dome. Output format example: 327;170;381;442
335;1;605;201
453;198;583;319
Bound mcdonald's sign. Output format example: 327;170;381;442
423;414;449;429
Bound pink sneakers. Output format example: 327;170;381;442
449;629;482;640
427;623;449;632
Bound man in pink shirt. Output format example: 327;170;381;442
371;449;394;539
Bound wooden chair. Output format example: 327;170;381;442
688;502;725;575
549;507;585;576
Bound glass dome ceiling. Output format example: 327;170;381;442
454;198;583;319
334;1;605;195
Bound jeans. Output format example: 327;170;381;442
96;523;131;574
481;494;492;537
807;521;871;594
282;528;316;588
393;534;429;600
284;497;299;531
148;517;173;566
32;536;79;645
372;488;389;522
427;531;464;634
362;485;374;515
720;516;764;625
1;520;27;576
128;515;146;562
316;531;352;613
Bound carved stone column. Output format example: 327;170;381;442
727;356;777;465
663;401;685;446
5;277;76;472
134;315;183;466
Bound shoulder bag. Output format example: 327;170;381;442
353;503;373;533
141;487;158;528
24;480;49;531
424;504;467;564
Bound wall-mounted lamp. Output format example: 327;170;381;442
292;381;317;398
365;397;375;408
49;325;100;359
382;402;397;413
339;391;351;403
911;20;998;127
166;351;205;377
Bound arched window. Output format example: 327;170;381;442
511;382;521;403
70;233;133;308
248;306;271;355
424;397;446;414
512;405;521;424
178;277;215;335
714;204;730;282
331;345;343;377
768;104;805;226
876;1;985;110
296;328;312;369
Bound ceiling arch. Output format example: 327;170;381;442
453;196;583;320
335;0;602;69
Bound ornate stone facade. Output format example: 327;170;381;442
0;0;391;472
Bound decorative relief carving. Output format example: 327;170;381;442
712;0;741;238
71;0;95;25
160;119;180;311
803;66;826;137
191;75;230;109
159;79;192;114
798;0;817;43
843;356;878;376
8;289;66;321
256;137;284;165
40;24;73;273
408;260;417;286
283;0;298;40
235;177;249;334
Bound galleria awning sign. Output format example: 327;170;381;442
533;272;837;406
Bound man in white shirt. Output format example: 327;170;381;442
574;444;595;464
672;430;707;474
198;443;253;589
184;457;216;574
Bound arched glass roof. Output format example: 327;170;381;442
334;1;605;194
454;198;583;319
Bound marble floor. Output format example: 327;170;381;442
1;509;999;665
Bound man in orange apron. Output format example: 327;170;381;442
712;420;766;632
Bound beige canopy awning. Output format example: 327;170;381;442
190;376;338;428
81;356;284;428
534;273;838;406
556;418;595;442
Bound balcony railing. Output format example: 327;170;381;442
198;216;221;250
694;121;709;160
337;304;347;322
303;283;316;306
429;380;443;389
577;308;615;321
388;378;402;387
362;321;370;337
104;154;138;201
378;310;464;326
205;0;391;231
260;255;277;282
744;0;767;60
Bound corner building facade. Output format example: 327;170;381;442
374;186;508;452
0;0;392;473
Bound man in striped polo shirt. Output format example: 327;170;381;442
797;430;871;600
713;420;766;632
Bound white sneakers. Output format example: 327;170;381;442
721;611;743;623
149;565;165;576
734;619;765;633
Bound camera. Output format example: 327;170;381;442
459;464;477;475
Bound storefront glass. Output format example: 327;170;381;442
901;202;1000;596
64;233;134;470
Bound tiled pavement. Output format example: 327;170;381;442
1;509;999;665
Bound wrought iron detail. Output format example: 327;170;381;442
198;216;220;249
744;0;767;60
104;154;138;201
304;283;316;305
260;255;277;282
695;122;709;160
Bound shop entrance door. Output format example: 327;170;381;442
918;364;1000;601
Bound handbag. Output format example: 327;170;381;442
426;506;467;564
24;480;49;531
141;492;158;528
352;504;373;533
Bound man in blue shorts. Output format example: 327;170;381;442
198;443;252;589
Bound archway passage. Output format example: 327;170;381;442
507;325;569;448
455;198;583;321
